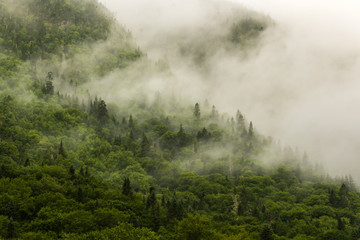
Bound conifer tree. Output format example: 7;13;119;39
236;109;245;132
97;99;109;124
58;140;67;158
194;102;200;120
140;133;151;157
248;121;254;138
211;105;219;120
177;124;187;147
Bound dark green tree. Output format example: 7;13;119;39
139;133;151;157
122;177;132;196
147;187;157;209
98;99;109;124
194;103;200;120
58;140;67;158
69;165;75;178
339;183;349;207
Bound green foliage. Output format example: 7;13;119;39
0;0;358;239
0;0;112;60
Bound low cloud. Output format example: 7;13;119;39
98;0;360;180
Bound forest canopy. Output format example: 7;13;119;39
0;0;359;239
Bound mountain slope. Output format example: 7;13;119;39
0;0;359;239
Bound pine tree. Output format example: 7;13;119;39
97;99;109;124
129;130;134;140
248;121;254;138
177;124;187;147
236;109;245;132
329;188;337;206
339;183;349;207
58;140;67;158
211;105;219;120
194;102;200;120
139;133;151;157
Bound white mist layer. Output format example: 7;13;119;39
99;0;360;181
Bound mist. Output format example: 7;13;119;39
98;0;360;181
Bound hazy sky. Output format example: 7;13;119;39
98;0;360;180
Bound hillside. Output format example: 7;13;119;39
0;0;360;239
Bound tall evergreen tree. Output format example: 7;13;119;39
211;105;219;120
194;102;200;120
58;140;67;158
248;121;254;138
139;133;151;157
97;99;109;124
177;124;187;147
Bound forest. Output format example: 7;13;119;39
0;0;360;239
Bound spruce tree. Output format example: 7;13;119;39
58;140;67;158
177;124;187;147
140;133;150;157
97;99;109;124
248;121;254;138
194;102;200;120
211;105;219;120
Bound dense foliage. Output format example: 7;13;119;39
0;0;359;239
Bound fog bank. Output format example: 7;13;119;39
99;0;360;181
